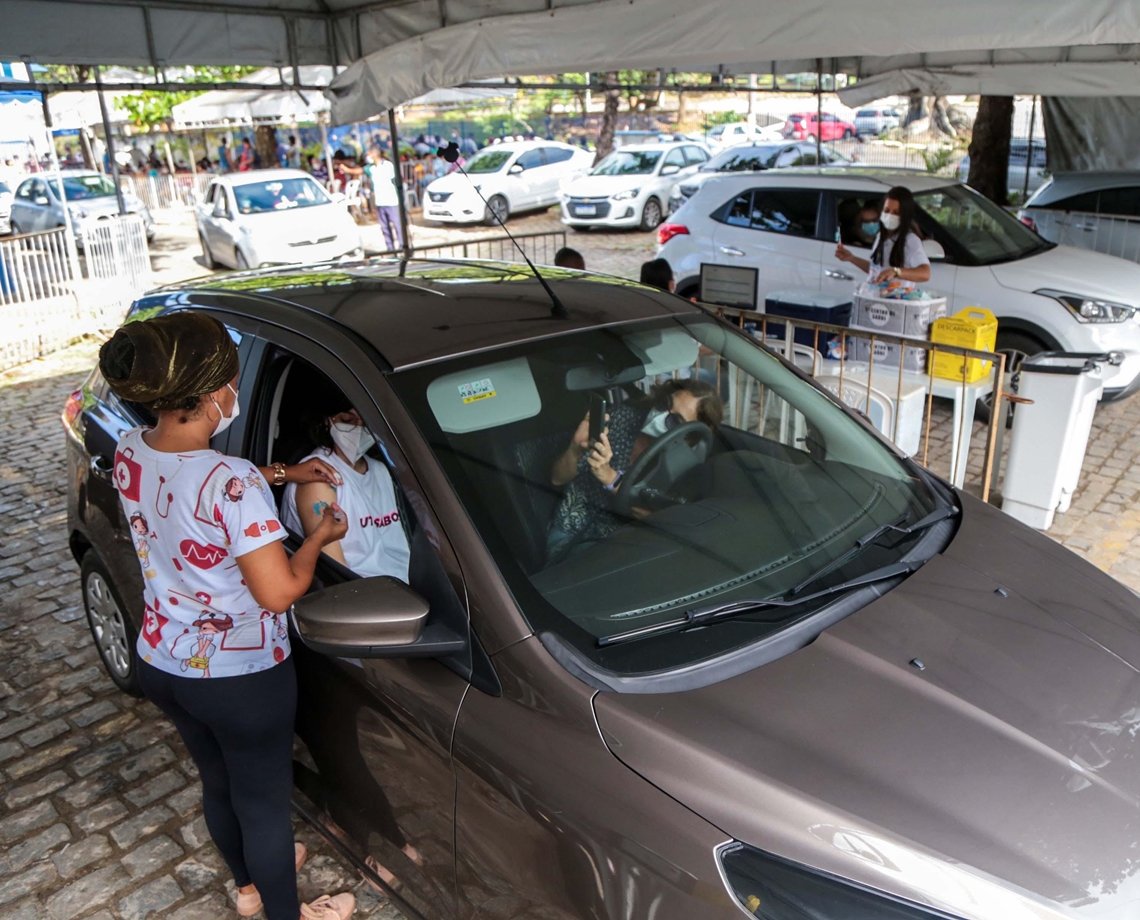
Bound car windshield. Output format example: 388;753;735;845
390;316;946;675
704;144;785;172
232;177;330;214
463;150;513;174
916;184;1051;264
58;175;117;200
591;150;663;176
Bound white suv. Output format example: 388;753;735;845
657;168;1140;401
559;142;709;231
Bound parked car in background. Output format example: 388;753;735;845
0;179;12;234
9;171;155;245
783;112;857;142
1019;172;1140;263
195;169;362;270
704;121;785;150
853;106;903;137
560;141;709;231
66;258;1140;920
957;138;1049;197
423;140;592;225
657;168;1140;401
669;141;850;212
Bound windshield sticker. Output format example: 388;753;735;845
459;377;496;404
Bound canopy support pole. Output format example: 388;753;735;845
1022;95;1038;202
388;108;411;258
816;60;823;163
40;90;81;280
94;66;128;216
320;120;335;191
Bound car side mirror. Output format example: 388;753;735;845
922;239;946;261
508;163;524;175
660;164;681;176
34;195;49;206
291;575;465;659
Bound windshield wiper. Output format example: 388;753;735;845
595;505;956;649
596;560;917;648
788;505;956;599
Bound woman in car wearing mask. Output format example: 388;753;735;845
97;311;357;920
834;185;931;287
546;379;722;564
282;380;411;582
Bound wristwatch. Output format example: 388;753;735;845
893;266;902;278
271;461;287;486
604;470;624;492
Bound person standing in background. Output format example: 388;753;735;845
286;135;302;169
217;137;231;173
237;138;255;172
364;146;404;253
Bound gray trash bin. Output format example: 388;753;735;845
1002;352;1110;530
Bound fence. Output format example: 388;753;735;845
381;230;568;265
1030;211;1140;264
709;306;1006;501
120;173;210;211
1;218;151;371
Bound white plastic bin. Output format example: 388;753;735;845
815;364;928;456
1003;353;1108;530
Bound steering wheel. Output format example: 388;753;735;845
613;421;713;516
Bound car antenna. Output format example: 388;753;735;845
437;142;568;318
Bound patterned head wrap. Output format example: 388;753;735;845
98;311;238;410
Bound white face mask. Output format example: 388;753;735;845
330;419;376;464
641;409;683;438
880;212;900;232
210;384;239;436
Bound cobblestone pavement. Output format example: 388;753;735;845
2;214;1139;919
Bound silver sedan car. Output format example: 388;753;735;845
9;171;155;244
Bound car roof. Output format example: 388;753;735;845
691;166;955;191
1030;170;1140;198
213;169;318;186
139;259;701;371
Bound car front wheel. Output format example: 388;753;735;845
976;329;1048;425
199;232;217;269
640;197;663;231
485;195;510;226
81;552;142;696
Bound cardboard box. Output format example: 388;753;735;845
851;292;947;338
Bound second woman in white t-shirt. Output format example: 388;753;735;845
282;396;411;582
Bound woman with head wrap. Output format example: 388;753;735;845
98;311;357;920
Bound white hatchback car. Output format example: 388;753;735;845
196;169;361;270
657;168;1140;401
423;140;592;225
560;142;710;231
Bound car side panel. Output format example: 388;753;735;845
453;637;741;919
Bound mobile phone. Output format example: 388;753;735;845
588;394;607;445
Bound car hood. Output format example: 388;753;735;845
594;498;1140;919
427;172;497;195
989;243;1140;304
564;174;654;196
71;196;130;215
236;204;353;238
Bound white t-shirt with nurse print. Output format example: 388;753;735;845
113;427;290;679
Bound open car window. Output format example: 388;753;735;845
390;317;944;675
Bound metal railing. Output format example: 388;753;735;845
710;306;1006;501
374;230;568;265
0;227;76;306
120;173;211;211
81;214;152;294
1031;210;1140;264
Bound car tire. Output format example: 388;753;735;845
806;133;817;144
484;195;510;226
640;197;663;232
975;329;1048;426
10;219;22;235
80;552;143;697
235;248;250;271
199;232;217;269
843;129;855;140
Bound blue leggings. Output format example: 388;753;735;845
140;660;298;919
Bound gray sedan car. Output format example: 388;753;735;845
10;170;155;245
66;259;1140;920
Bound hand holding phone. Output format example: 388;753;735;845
588;394;607;446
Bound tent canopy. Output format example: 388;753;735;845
5;0;1140;121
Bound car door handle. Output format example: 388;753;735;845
718;246;745;257
825;269;855;281
90;454;114;479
